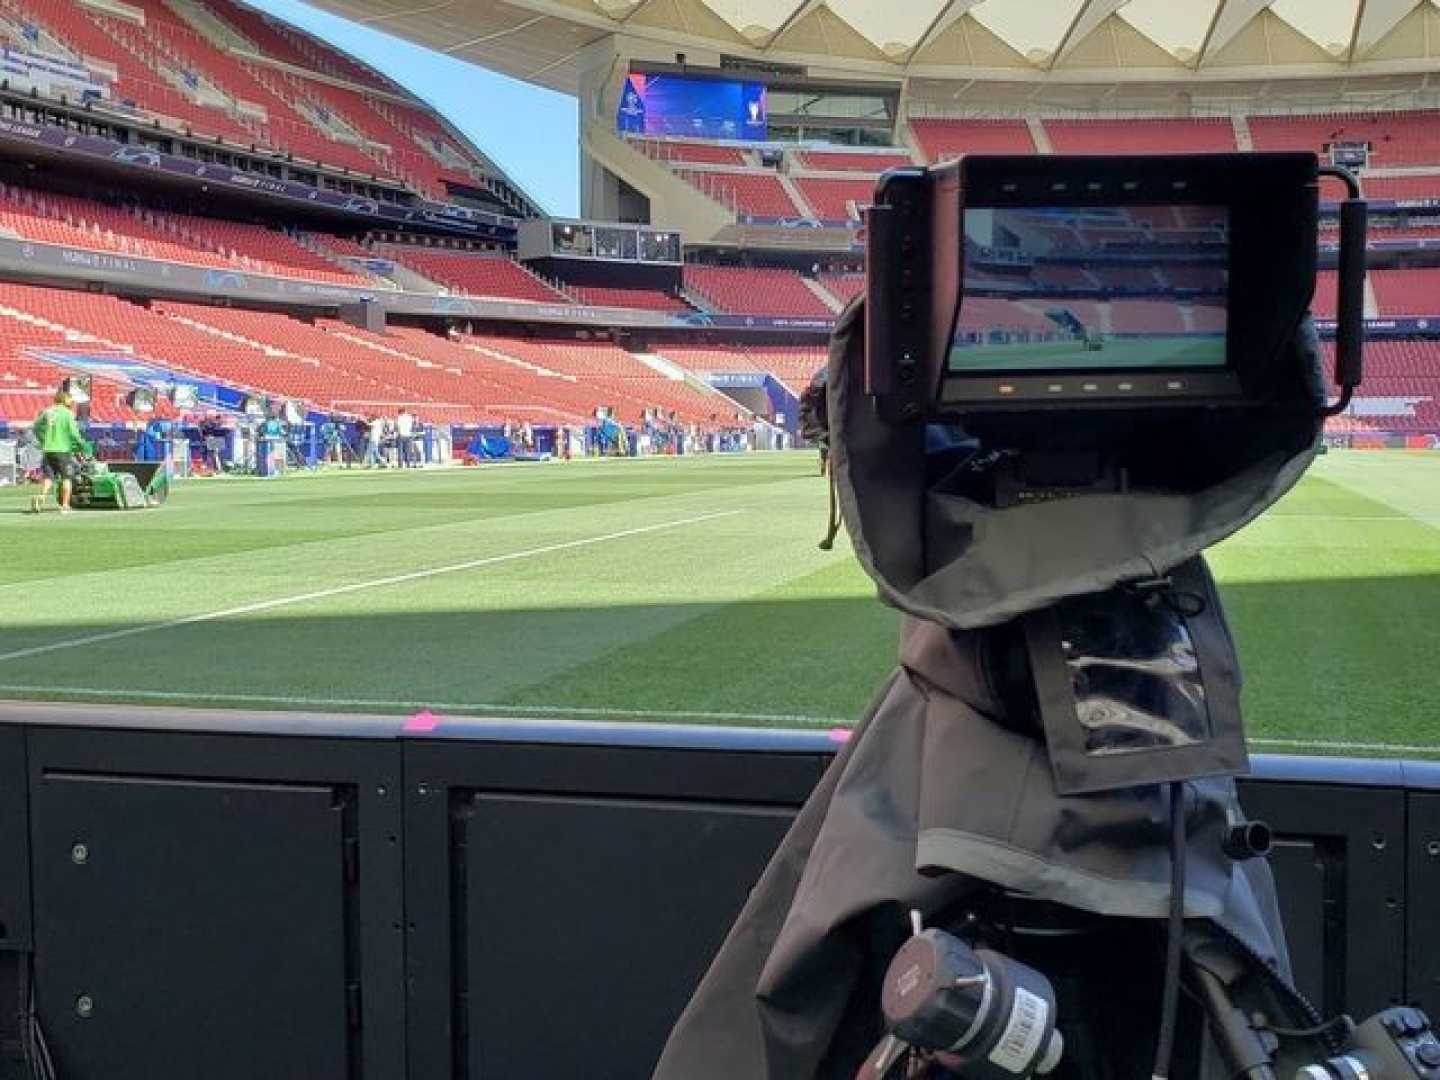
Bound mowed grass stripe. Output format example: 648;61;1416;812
0;463;861;703
1211;463;1440;751
0;456;808;587
0;465;820;632
2;452;1437;757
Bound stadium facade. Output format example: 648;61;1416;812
0;0;1436;449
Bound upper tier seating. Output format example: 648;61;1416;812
1357;175;1440;202
794;150;912;171
566;286;692;313
675;171;803;219
909;119;1036;163
683;266;832;317
371;246;566;302
100;0;383;176
1045;118;1237;154
0;185;367;285
3;0;492;194
3;0;256;144
1251;111;1440;167
794;178;875;222
634;139;747;166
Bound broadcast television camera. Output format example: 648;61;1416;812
850;154;1434;1080
655;153;1434;1080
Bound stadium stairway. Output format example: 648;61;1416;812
585;125;734;241
1026;117;1053;153
804;277;844;314
778;173;817;219
1232;113;1254;151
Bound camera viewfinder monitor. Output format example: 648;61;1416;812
865;153;1321;421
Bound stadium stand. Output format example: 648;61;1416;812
793;178;874;222
909;119;1036;163
0;0;259;145
1358;175;1440;201
818;273;864;307
101;0;385;176
657;343;827;390
793;150;912;171
564;285;693;313
371;246;567;302
0;184;368;286
1250;111;1440;166
0;274;746;429
675;170;803;219
0;0;504;200
1045;118;1237;154
634;139;748;166
683;266;833;317
1369;269;1440;316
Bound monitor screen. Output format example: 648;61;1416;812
947;205;1229;376
615;73;767;142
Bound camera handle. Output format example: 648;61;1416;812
1319;165;1367;416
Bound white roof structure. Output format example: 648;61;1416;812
306;0;1440;104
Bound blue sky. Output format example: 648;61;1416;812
247;0;579;216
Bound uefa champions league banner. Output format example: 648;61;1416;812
616;73;768;141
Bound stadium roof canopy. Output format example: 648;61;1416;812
305;0;1440;98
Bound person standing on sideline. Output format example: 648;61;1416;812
396;407;416;468
28;389;90;514
363;415;383;468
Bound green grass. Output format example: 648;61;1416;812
951;335;1225;371
2;450;1438;757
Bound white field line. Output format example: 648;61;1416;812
0;684;1433;755
1247;736;1440;755
0;509;742;665
0;685;841;727
1262;514;1411;522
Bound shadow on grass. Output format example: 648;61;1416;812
0;575;1434;751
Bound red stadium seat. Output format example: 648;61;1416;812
683;266;832;317
909;119;1036;163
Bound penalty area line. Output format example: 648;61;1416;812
0;685;843;728
0;509;743;666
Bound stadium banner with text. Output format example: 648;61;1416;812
0;235;840;333
0;116;515;237
616;73;767;141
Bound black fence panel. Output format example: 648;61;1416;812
1409;791;1440;1013
402;729;828;1080
0;726;28;953
20;724;405;1080
0;704;1434;1080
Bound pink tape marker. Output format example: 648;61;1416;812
827;727;853;744
405;710;441;733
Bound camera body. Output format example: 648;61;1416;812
865;153;1324;429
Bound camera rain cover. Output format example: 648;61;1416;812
1025;558;1247;794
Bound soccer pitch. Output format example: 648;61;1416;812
951;335;1225;371
2;451;1437;758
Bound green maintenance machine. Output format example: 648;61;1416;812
71;458;171;510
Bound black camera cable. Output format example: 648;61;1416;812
1154;779;1188;1080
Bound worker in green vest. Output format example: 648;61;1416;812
28;390;91;515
